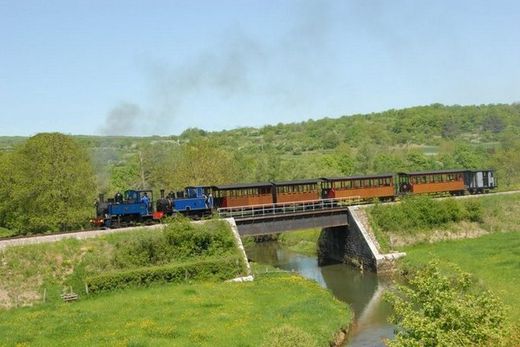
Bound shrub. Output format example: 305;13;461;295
385;262;509;346
112;220;237;268
370;196;484;234
462;198;483;223
86;256;242;293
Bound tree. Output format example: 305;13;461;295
482;114;506;133
153;139;240;190
0;133;96;234
385;262;509;347
404;151;434;171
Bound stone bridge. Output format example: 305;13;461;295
218;199;405;273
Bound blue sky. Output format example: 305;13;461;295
1;0;519;136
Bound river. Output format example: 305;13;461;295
245;241;394;346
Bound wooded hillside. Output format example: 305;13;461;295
1;103;520;233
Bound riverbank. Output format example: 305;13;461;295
402;232;520;323
0;271;351;346
278;228;320;256
0;219;352;346
368;192;520;252
0;219;247;308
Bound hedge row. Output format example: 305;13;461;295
370;195;484;233
85;256;243;293
111;219;238;268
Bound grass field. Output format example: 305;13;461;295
402;232;520;323
0;272;351;347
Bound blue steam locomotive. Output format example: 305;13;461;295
93;186;212;228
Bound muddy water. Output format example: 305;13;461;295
245;242;394;346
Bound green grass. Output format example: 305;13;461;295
278;229;321;256
477;193;520;233
0;272;351;347
0;227;15;238
0;219;246;307
402;232;520;322
369;193;520;251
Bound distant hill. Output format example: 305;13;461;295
2;103;520;191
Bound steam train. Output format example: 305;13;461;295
93;168;496;227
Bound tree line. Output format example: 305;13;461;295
1;103;520;234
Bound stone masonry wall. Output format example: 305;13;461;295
318;208;405;273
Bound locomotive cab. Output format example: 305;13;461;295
172;186;211;215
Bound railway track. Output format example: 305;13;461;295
0;224;165;250
1;190;518;250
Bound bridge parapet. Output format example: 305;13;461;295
217;197;362;219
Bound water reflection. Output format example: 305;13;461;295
245;242;394;347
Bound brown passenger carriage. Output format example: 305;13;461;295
272;179;321;203
211;182;274;208
397;169;466;195
322;174;395;200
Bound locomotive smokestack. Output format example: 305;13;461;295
160;189;165;198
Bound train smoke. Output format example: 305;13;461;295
100;102;143;136
99;1;336;136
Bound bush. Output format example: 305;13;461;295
462;198;484;223
86;256;242;293
370;196;484;233
386;262;509;346
112;220;237;268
